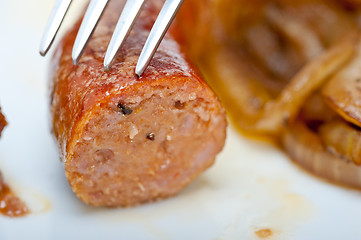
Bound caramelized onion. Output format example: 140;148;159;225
319;120;361;165
255;35;356;133
265;4;324;61
245;23;303;83
199;47;272;132
283;121;361;189
299;93;337;123
275;0;356;47
176;0;361;188
322;37;361;128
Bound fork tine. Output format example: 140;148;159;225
103;0;146;71
135;0;184;76
72;0;109;65
39;0;73;56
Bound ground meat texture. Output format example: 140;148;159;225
50;0;227;207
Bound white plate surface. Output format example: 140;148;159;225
0;1;360;239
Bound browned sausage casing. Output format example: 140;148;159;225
50;0;227;207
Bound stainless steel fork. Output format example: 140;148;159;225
39;0;183;76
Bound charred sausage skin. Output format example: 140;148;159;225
50;0;227;207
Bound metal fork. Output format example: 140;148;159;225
39;0;183;76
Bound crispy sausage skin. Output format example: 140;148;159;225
50;0;227;207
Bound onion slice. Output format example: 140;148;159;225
319;120;361;165
283;121;361;189
265;4;324;61
255;34;357;133
322;35;361;128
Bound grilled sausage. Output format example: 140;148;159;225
50;0;227;207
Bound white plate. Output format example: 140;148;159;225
0;1;360;239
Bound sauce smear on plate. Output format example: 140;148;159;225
0;173;28;217
255;228;273;239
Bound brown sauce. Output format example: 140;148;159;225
0;110;28;217
0;174;29;217
0;109;7;138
